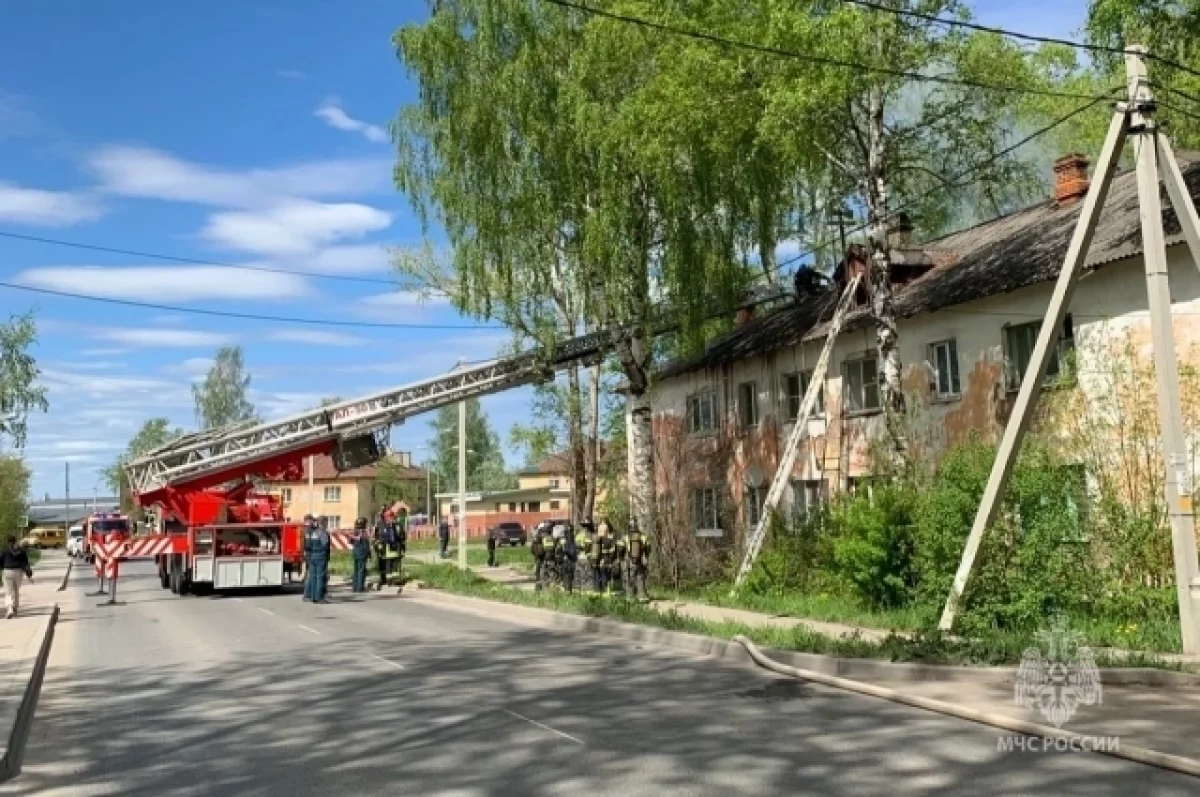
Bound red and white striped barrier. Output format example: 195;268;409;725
330;532;351;551
95;536;175;561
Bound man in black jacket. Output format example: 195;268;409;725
1;536;33;619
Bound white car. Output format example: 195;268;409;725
65;526;84;557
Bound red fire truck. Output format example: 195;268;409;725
117;336;613;596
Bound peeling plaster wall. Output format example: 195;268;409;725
652;245;1200;530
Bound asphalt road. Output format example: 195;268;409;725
5;559;1198;797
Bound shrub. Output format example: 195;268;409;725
829;482;918;609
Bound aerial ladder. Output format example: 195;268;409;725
731;273;862;592
111;331;620;597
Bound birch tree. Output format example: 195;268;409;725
0;312;48;450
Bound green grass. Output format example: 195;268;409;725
677;584;931;634
404;562;1184;671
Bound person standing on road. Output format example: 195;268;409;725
438;517;450;559
304;518;332;604
301;515;317;602
350;517;371;593
1;536;33;619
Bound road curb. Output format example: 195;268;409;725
0;603;59;784
56;560;72;592
735;635;1200;779
408;589;1200;688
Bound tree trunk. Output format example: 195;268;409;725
865;80;906;457
615;327;654;535
566;365;586;524
583;362;601;520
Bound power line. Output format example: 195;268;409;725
0;281;500;330
542;0;1114;102
769;91;1116;275
1157;100;1200;126
842;0;1200;82
0;230;438;290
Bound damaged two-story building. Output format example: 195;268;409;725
651;152;1200;538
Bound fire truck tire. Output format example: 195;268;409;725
169;559;180;594
178;568;191;596
159;563;170;590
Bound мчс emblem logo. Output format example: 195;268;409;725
1014;616;1103;728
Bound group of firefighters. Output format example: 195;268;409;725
298;508;651;603
529;517;651;602
299;507;408;603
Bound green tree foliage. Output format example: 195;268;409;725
1087;0;1200;147
427;398;514;493
0;455;30;535
103;418;185;507
192;346;256;430
371;455;426;514
0;312;49;450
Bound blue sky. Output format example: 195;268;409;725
0;0;1089;500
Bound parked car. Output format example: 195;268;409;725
66;525;85;557
489;521;527;546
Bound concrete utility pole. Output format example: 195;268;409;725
1127;47;1200;652
64;462;70;532
938;46;1200;654
457;396;468;571
307;454;315;518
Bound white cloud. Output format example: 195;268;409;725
91;328;235;348
297;243;392;274
251;390;328;419
14;265;312;302
276;69;306;80
79;348;128;356
315;98;389;144
49;440;119;453
44;360;124;371
0;181;104;226
268;329;368;347
201;199;392;256
162;357;215;380
88;145;391;208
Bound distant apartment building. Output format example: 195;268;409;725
262;451;426;530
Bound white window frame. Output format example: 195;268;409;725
323;485;342;502
326;515;342;530
549;478;561;489
691;487;720;532
745;486;766;527
686;389;717;434
927;339;962;399
280;487;292;503
737;381;759;429
790;479;825;520
783;370;825;422
1003;315;1075;392
842;355;881;413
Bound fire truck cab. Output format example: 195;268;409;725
82;512;131;564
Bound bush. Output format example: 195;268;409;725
829;482;918;609
740;508;836;597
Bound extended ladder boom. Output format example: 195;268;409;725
732;274;862;590
125;328;616;502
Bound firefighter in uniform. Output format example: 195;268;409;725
625;518;651;602
575;519;596;591
303;516;331;604
350;517;371;593
555;521;577;593
530;520;551;590
375;509;403;590
593;519;616;594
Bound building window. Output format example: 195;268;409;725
843;356;880;412
783;370;825;421
691;487;720;531
686;390;717;433
280;487;292;503
528;501;541;512
744;486;766;527
326;515;342;530
1003;315;1075;391
928;339;962;399
323;486;341;502
549;500;561;510
549;478;561;489
738;381;759;429
790;479;825;520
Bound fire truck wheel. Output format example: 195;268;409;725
178;569;191;596
169;559;181;594
159;564;170;590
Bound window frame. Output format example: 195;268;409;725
686;389;717;434
326;515;342;530
744;486;766;527
790;479;825;521
737;381;759;429
691;487;721;532
1002;315;1076;392
280;487;292;503
927;338;962;400
842;355;881;414
322;485;342;503
782;370;825;422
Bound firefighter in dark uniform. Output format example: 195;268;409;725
625;518;651;602
575;519;596;590
303;516;331;604
350;517;371;593
530;520;551;590
593;519;616;594
558;521;578;593
375;509;403;590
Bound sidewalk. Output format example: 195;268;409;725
0;552;65;744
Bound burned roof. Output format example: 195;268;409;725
659;151;1200;380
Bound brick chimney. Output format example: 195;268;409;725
1053;153;1090;207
